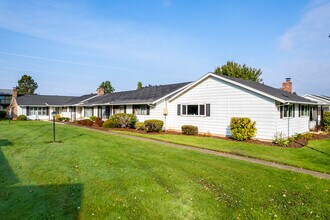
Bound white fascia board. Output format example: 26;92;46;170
168;73;287;103
302;94;330;105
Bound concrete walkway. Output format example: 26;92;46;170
71;125;330;180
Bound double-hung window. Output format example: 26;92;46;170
28;107;48;116
133;105;149;115
181;104;206;116
280;104;294;118
299;105;309;117
84;107;93;117
113;105;126;114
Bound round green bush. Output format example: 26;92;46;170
181;125;198;135
90;116;98;121
135;122;144;130
17;115;27;121
323;112;330;131
144;119;164;132
230;117;257;141
102;113;136;128
102;118;117;128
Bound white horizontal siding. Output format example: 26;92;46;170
136;101;167;126
168;77;277;140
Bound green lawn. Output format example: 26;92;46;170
0;121;329;219
114;131;330;174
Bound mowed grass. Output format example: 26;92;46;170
0;121;329;219
114;131;330;174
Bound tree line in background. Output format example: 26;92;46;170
14;61;262;96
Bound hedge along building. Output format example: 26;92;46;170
11;73;317;140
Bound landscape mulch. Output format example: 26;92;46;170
64;122;329;148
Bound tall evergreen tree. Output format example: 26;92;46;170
137;81;143;90
214;61;262;83
99;81;115;94
17;75;38;95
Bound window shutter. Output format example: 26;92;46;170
91;107;94;116
298;104;301;117
46;107;49;116
124;105;126;113
280;106;283;119
177;104;181;115
199;105;205;115
206;104;211;116
26;106;30;116
182;105;186;115
147;105;150;115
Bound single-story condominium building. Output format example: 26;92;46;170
11;73;321;140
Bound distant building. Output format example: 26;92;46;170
0;89;12;111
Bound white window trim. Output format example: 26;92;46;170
133;105;149;115
279;105;294;119
300;105;310;117
181;104;206;117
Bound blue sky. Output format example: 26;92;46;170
0;0;329;96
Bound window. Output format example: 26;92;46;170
181;104;206;116
280;104;293;118
133;105;149;115
28;107;48;116
300;105;309;117
84;107;93;117
113;105;125;114
102;106;110;118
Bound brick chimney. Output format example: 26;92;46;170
282;78;292;93
12;87;18;97
97;87;105;96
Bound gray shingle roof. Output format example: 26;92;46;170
16;95;76;106
82;82;191;105
64;94;97;105
0;89;12;95
221;75;315;103
313;94;330;102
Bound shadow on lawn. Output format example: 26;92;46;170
0;140;83;219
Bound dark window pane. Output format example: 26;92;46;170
187;105;198;115
284;106;288;117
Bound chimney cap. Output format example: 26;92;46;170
285;77;291;81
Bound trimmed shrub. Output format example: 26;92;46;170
103;113;136;128
302;132;313;140
323;112;330;131
17;115;27;121
135;122;144;130
55;114;61;121
90;116;99;121
0;110;6;118
181;125;198;135
144;120;164;132
58;117;70;122
230;117;257;141
78;119;93;126
94;118;104;127
102;118;117;128
273;132;290;147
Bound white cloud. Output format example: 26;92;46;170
272;1;330;95
0;0;195;69
277;1;330;51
